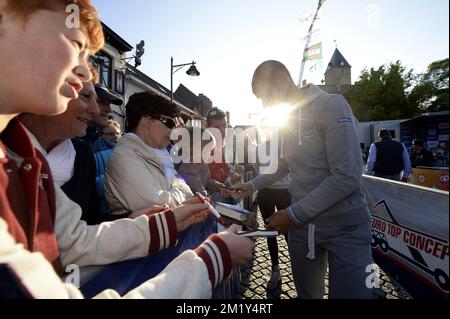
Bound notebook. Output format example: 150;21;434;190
215;202;249;222
237;230;280;238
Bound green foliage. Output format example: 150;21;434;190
409;58;449;112
344;58;449;121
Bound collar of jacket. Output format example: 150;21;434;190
3;118;37;160
293;84;326;110
1;118;63;275
281;84;327;153
119;133;165;172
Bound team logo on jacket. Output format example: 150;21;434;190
338;117;353;123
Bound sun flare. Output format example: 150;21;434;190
260;104;294;128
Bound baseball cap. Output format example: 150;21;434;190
95;83;124;105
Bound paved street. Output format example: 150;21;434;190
237;213;412;299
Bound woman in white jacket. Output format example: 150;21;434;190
105;92;194;214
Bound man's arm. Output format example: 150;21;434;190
365;144;377;175
288;95;363;224
249;158;290;192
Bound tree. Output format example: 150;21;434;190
343;58;449;121
409;58;449;112
343;61;418;121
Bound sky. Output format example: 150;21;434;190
92;0;449;125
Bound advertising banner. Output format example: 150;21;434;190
363;176;449;297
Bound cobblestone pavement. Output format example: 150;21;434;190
237;213;412;299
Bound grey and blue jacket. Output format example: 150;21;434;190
251;84;370;227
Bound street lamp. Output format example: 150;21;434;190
170;56;200;101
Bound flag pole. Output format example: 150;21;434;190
297;0;326;87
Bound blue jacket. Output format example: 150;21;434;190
83;127;116;215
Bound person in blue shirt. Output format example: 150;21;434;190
366;129;411;182
83;83;124;216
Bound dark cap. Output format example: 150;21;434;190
95;83;124;105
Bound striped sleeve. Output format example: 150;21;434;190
146;210;178;254
0;218;85;299
194;234;231;289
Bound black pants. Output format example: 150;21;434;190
256;188;291;266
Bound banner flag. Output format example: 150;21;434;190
303;42;322;61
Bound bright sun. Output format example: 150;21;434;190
260;104;294;128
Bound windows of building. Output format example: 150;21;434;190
91;51;113;89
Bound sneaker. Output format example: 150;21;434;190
267;265;281;290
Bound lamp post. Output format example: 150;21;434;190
170;56;200;101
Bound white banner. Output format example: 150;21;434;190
362;176;449;296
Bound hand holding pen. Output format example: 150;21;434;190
196;192;226;226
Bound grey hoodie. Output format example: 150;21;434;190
251;84;370;227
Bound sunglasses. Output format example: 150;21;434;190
153;115;178;129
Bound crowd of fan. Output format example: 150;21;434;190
0;0;254;299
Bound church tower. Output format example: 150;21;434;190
324;48;352;86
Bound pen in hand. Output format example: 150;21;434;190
195;192;226;226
